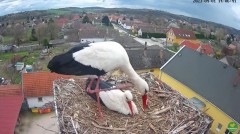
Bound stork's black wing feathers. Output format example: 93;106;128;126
86;78;114;105
47;43;106;76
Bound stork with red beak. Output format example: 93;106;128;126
86;79;138;116
47;41;149;117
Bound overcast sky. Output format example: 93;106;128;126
0;0;240;30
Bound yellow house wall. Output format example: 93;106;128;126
166;29;176;44
166;29;199;45
112;68;160;77
159;71;240;134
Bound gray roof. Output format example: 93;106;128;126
161;46;240;124
127;48;174;70
113;35;144;48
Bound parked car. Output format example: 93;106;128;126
1;45;18;53
0;77;5;85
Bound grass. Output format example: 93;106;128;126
3;36;13;44
0;44;71;84
0;50;40;84
47;9;71;15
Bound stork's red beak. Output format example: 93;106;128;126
142;94;147;111
127;101;133;116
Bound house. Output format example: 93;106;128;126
198;43;214;57
0;85;23;134
222;44;237;56
112;35;144;49
159;46;240;134
220;56;240;69
72;14;80;20
22;72;73;108
180;41;214;56
166;27;198;45
228;44;237;55
137;25;166;38
55;18;69;27
126;47;174;76
180;40;200;50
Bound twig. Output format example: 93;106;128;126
149;123;157;133
91;122;126;131
169;121;194;134
151;106;172;115
125;119;128;127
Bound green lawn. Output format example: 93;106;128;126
166;45;179;52
47;9;71;15
3;36;13;44
0;44;72;84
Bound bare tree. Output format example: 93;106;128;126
48;23;59;40
202;29;211;38
12;24;25;46
215;28;225;42
36;23;47;45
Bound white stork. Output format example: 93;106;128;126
47;41;149;117
86;78;138;116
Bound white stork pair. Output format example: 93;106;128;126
48;41;149;117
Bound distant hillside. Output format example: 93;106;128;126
0;7;239;35
100;8;240;35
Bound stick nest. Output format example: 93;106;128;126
53;73;212;134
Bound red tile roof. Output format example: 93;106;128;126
0;85;22;97
170;27;196;40
72;15;80;20
180;40;200;50
0;95;23;134
23;72;73;97
200;43;214;55
228;44;237;50
55;18;69;27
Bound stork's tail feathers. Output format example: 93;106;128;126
47;53;73;73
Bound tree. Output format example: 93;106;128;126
82;16;90;23
102;16;110;26
43;38;49;47
48;22;59;40
36;23;47;45
12;24;25;46
215;28;225;42
226;36;232;45
30;28;37;41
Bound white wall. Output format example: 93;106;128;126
27;96;53;108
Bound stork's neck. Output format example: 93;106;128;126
121;63;142;84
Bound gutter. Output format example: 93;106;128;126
160;45;185;70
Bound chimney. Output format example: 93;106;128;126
199;43;205;55
233;68;240;87
160;49;164;63
144;42;147;56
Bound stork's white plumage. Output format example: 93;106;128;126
48;41;149;117
100;90;138;115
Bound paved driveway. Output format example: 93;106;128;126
15;111;58;134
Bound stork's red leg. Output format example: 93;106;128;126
94;77;103;117
86;78;94;93
86;77;103;118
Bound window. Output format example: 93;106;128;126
38;97;43;102
216;123;222;132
